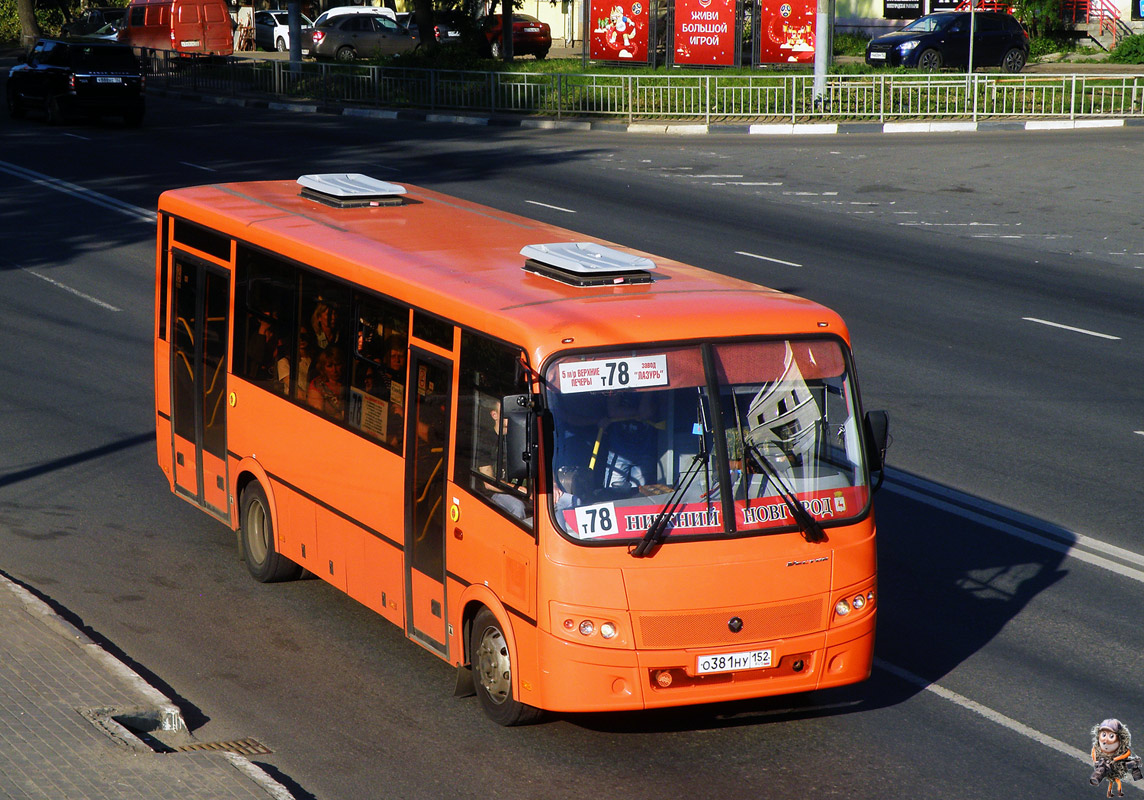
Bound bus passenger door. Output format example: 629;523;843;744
404;351;452;655
170;254;230;519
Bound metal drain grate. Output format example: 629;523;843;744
175;738;273;756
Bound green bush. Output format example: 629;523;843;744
832;31;869;57
1109;34;1144;64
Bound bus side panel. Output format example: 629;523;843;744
315;506;350;593
349;530;405;630
445;491;537;622
275;483;316;571
156;412;173;487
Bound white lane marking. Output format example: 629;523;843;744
1135;431;1144;437
735;251;802;268
880;473;1144;787
886;469;1144;581
62;133;91;141
19;267;122;312
1023;317;1121;340
525;200;576;213
874;658;1099;770
179;161;217;172
0;160;155;224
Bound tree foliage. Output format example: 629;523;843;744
1109;34;1144;63
1009;0;1064;39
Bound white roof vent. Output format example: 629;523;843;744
297;173;407;208
520;242;656;286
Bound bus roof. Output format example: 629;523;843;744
157;178;849;363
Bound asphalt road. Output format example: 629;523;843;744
0;92;1142;799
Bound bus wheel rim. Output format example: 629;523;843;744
475;625;511;705
248;500;270;563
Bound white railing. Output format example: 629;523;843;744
143;52;1144;123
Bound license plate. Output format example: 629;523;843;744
524;26;539;32
301;48;310;55
869;51;886;60
696;649;772;674
96;76;121;83
180;39;201;47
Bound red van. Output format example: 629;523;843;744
119;0;234;56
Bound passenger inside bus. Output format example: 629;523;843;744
307;347;346;420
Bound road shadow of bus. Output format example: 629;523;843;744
560;466;1071;734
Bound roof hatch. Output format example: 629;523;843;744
297;173;407;208
521;242;656;287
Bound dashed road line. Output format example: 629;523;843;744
1023;317;1121;340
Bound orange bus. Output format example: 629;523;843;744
154;174;889;725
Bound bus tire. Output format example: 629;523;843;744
470;607;543;726
239;483;302;583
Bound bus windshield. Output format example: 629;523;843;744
546;339;871;544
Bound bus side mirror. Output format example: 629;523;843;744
503;394;533;481
864;410;889;473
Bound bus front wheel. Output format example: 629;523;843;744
471;607;542;726
239;483;302;583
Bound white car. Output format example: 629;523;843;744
311;5;396;27
253;9;314;52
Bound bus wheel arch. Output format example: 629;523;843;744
465;602;542;726
238;478;302;583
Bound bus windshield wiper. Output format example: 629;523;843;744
744;442;826;543
630;447;708;558
631;394;709;558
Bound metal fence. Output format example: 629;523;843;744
144;52;1144;123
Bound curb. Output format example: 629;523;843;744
151;88;1138;135
0;573;296;800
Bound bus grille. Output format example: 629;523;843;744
633;598;825;649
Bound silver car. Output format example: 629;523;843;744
305;11;419;61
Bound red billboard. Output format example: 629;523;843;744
589;0;652;62
673;0;736;66
757;0;816;64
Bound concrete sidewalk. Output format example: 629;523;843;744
0;574;294;800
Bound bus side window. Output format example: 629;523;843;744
297;274;350;421
455;332;532;527
347;293;408;453
233;246;295;396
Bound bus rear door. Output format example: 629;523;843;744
170;254;230;519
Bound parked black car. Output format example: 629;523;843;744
60;6;126;37
7;38;145;126
865;11;1029;72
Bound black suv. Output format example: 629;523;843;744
7;38;144;126
865;11;1029;72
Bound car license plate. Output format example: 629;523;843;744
869;51;886;60
524;26;539;32
96;76;121;83
696;649;772;674
180;39;201;47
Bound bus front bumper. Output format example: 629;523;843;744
532;612;875;713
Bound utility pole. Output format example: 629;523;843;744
812;0;834;103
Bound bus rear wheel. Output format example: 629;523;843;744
239;483;302;583
471;607;542;726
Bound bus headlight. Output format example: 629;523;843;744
835;599;851;616
551;602;632;649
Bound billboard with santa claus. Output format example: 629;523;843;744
589;0;652;62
